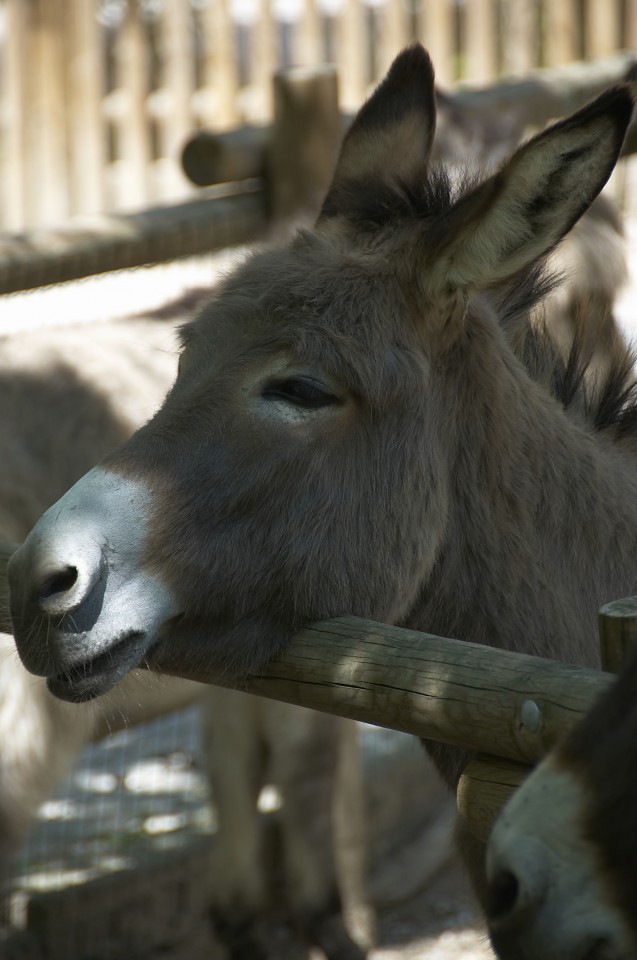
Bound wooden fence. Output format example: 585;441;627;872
0;541;629;842
0;51;635;295
2;0;637;231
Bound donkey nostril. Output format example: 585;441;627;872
38;566;79;603
487;869;520;924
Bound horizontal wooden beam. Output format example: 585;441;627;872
0;541;612;838
0;541;610;764
165;618;611;766
0;184;267;294
182;53;637;187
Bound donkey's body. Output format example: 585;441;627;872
8;46;637;946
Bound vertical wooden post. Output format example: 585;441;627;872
114;0;151;209
156;0;195;200
500;0;536;76
418;0;454;86
296;0;324;67
252;0;278;120
626;0;637;51
465;0;498;83
67;0;105;215
543;0;578;66
28;0;70;225
599;597;637;673
584;0;619;58
378;0;411;77
269;64;340;222
337;0;368;110
200;0;240;131
2;0;28;229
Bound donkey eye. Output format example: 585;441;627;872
262;377;340;408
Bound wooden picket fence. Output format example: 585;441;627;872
2;0;637;230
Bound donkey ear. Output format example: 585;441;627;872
426;86;634;293
319;45;436;222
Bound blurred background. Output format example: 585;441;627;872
1;0;636;230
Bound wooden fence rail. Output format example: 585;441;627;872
0;185;266;295
0;540;614;840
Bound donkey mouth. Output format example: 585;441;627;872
46;630;153;703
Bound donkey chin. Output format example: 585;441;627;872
8;466;181;703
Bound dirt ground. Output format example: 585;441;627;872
361;860;491;960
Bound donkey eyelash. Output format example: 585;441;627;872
261;377;340;408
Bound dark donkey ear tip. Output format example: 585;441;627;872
387;43;435;81
382;44;436;100
563;84;635;137
353;44;436;130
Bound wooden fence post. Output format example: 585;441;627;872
457;755;530;841
269;64;341;222
2;0;28;229
418;0;454;87
67;0;105;216
112;0;152;209
599;596;637;673
543;0;578;67
464;0;498;83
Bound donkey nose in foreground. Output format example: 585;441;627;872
487;865;534;931
31;544;104;618
486;840;550;950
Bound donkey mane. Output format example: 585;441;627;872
321;145;637;445
320;167;459;228
518;312;637;440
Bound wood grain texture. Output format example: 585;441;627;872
167;617;612;764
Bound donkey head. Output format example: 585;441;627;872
9;47;633;702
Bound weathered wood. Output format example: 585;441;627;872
182;53;637;188
0;539;617;840
162;618;612;763
457;755;530;841
0;186;266;295
270;65;341;221
599;596;637;673
182;126;269;187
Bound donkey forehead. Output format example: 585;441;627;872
181;240;424;379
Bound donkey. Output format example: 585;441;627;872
8;45;637;923
486;639;637;960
